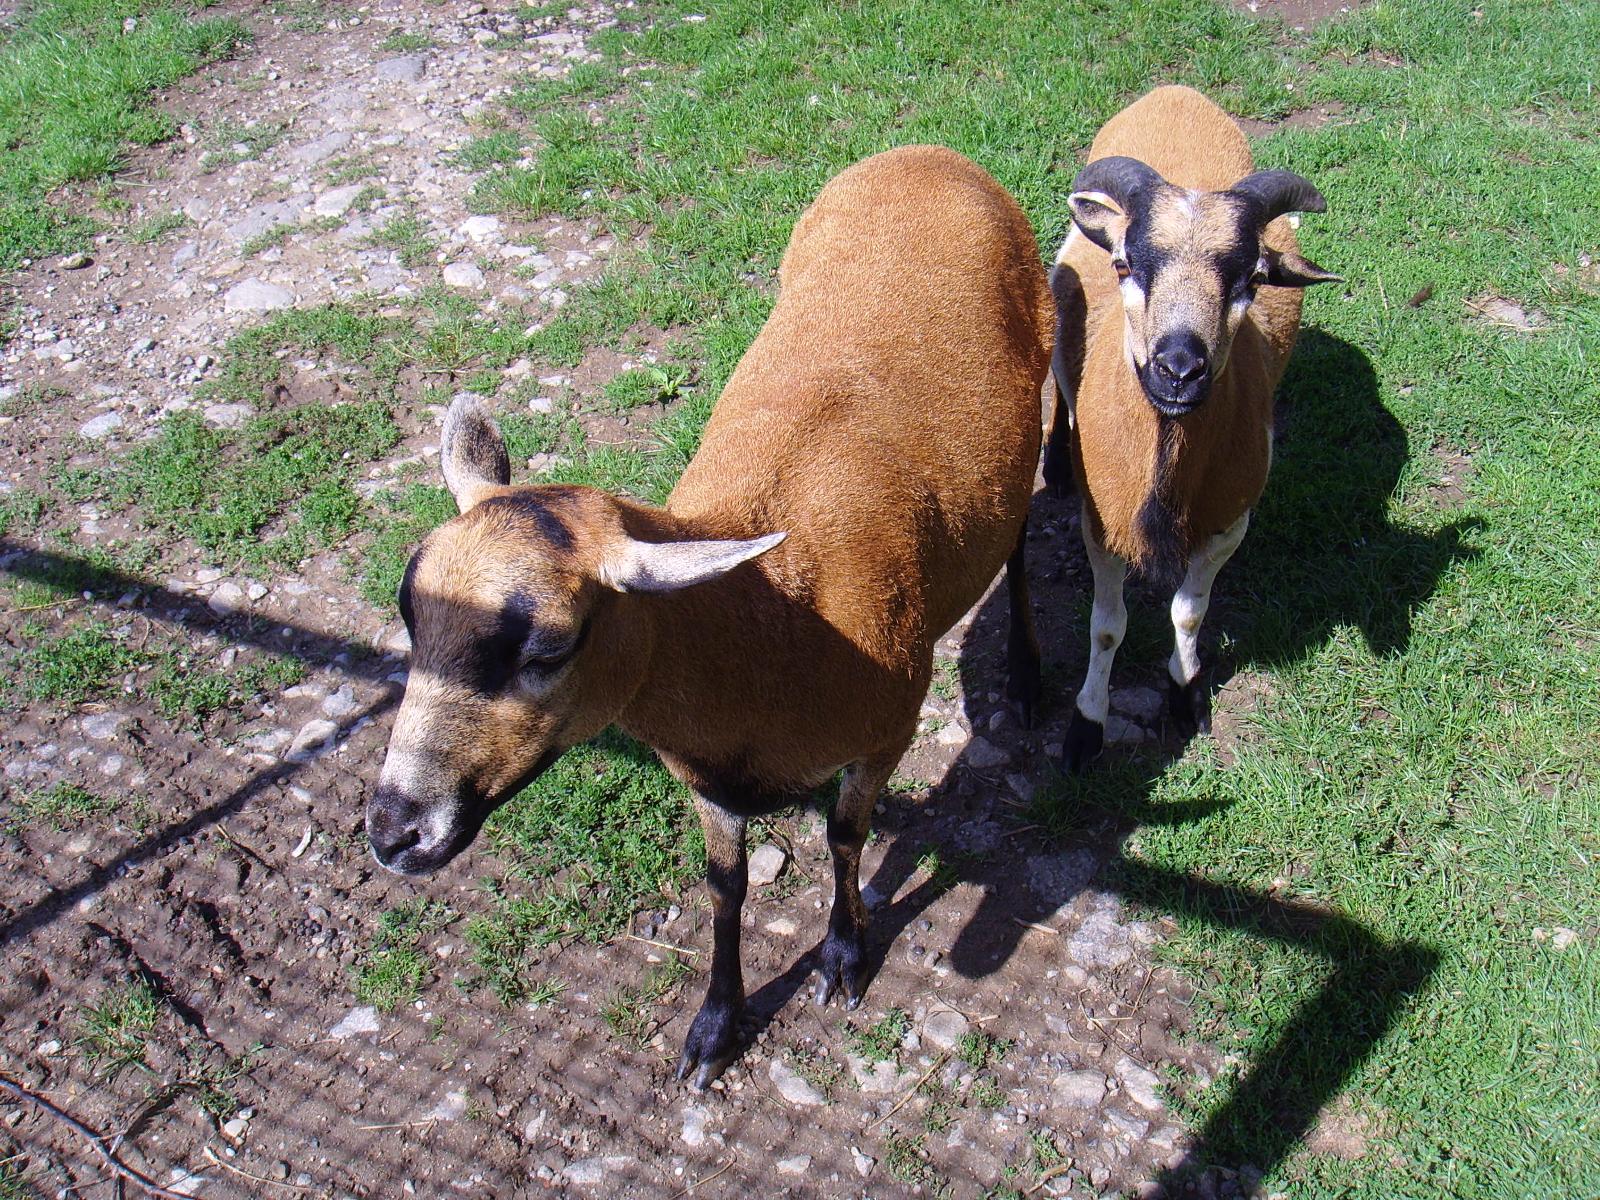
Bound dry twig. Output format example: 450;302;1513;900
668;1154;736;1198
866;1051;949;1132
0;1076;202;1200
201;1146;313;1193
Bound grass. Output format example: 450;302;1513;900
11;782;115;830
378;30;431;53
18;621;142;705
353;898;453;1012
847;1007;910;1065
127;210;189;244
149;651;304;728
367;212;438;269
0;0;247;267
601;954;693;1046
77;978;162;1076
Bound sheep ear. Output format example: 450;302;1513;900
1068;191;1129;254
598;531;787;594
1263;247;1342;288
440;395;510;513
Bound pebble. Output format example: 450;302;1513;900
442;261;486;289
59;252;92;270
1115;1056;1164;1111
763;917;798;936
314;184;367;218
78;411;124;439
767;1058;825;1106
922;1008;970;1050
460;215;502;242
329;1006;380;1039
81;712;126;740
373;55;428;85
286;719;339;762
425;1091;469;1121
225;279;295;312
679;1105;711;1148
322;685;359;719
1112;686;1165;722
208;581;247;616
964;735;1010;770
850;1146;876;1178
203;403;252;429
289;130;353;165
563;1156;633;1186
1051;1069;1108;1107
747;842;786;886
221;1115;249;1142
776;1155;811;1175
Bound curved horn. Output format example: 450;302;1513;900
1070;156;1167;210
1229;168;1328;223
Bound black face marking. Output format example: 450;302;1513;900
461;589;540;694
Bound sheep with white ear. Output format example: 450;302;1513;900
1045;85;1340;770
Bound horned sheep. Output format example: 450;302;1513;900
1044;85;1340;769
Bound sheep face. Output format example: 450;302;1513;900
368;490;636;876
367;396;784;876
1069;157;1338;417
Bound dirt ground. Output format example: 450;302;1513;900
0;3;1321;1197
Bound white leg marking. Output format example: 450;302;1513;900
1074;526;1128;725
1168;512;1250;687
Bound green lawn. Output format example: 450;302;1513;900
0;0;248;267
458;1;1598;1195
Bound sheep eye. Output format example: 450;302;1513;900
1111;257;1131;281
521;646;574;674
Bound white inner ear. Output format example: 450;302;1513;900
599;531;787;594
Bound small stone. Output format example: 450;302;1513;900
286;719;339;763
1105;714;1145;745
130;336;156;355
78;411;124;440
850;1146;876;1178
1115;1056;1164;1111
373;55;427;84
1551;926;1579;950
964;736;1010;770
225;279;295;312
1112;686;1164;722
776;1155;811;1175
36;1039;62;1056
747;843;786;886
1051;1069;1107;1107
767;1058;825;1107
59;252;92;270
221;1116;249;1142
314;184;366;218
442;261;485;289
426;1091;469;1121
202;403;252;429
322;685;359;719
81;713;126;740
763;917;798;936
679;1104;711;1148
329;1006;380;1039
246;583;269;602
289;130;353;165
563;1156;633;1186
208;581;247;616
922;1008;969;1050
460;215;502;242
935;722;967;746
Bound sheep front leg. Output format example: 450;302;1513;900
1005;521;1043;728
678;795;747;1090
816;755;900;1009
1167;511;1249;737
1063;526;1127;772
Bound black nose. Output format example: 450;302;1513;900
1151;334;1208;386
367;785;425;867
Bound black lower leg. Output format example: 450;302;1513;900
678;807;746;1088
816;804;870;1009
1042;382;1076;499
1005;522;1043;728
1168;672;1212;738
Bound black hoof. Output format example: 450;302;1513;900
1006;659;1042;730
1168;676;1212;738
676;996;742;1090
1061;709;1104;773
813;927;867;1009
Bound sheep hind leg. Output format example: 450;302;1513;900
1004;520;1042;728
677;795;747;1090
1167;512;1250;738
1063;526;1127;772
1042;371;1077;499
815;753;902;1010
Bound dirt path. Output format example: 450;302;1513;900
0;5;1260;1198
